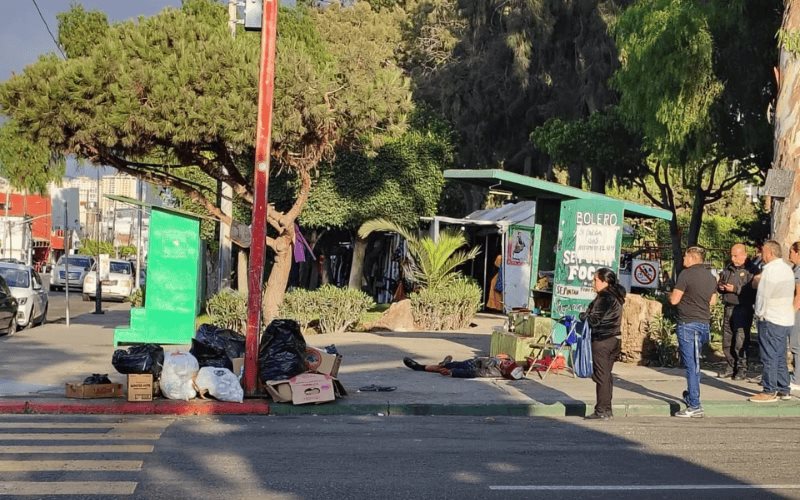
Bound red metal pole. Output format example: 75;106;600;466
244;0;279;396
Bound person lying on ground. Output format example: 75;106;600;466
403;355;523;380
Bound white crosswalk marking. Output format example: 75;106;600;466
0;416;172;496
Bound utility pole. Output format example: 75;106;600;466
217;0;237;292
244;0;278;396
64;201;71;328
135;179;144;290
4;183;10;258
93;170;103;314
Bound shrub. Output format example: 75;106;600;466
646;314;678;367
207;288;247;333
410;278;482;331
281;285;374;334
280;288;319;335
128;286;145;307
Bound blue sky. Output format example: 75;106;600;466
1;1;182;176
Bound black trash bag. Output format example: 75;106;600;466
83;374;112;385
111;344;164;378
194;324;246;359
191;338;233;371
258;319;307;382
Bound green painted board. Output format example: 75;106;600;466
551;199;624;319
114;207;202;346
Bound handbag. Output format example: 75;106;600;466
574;321;594;378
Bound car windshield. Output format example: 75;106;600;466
0;268;30;288
59;257;91;268
110;262;132;275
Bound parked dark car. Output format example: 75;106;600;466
0;275;19;336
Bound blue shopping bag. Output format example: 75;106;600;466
574;321;593;378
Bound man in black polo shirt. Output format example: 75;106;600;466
670;246;718;418
717;243;759;380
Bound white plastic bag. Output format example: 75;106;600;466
161;351;199;401
195;367;244;403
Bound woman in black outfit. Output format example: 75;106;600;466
581;268;626;420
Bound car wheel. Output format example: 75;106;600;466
23;309;34;330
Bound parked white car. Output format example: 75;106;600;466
83;259;135;302
0;262;48;329
50;255;95;291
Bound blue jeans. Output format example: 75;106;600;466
677;322;710;409
757;320;791;394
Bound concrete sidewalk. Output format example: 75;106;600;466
1;310;798;417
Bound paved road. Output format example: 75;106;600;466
41;273;122;324
1;415;798;499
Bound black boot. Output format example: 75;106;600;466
403;357;425;371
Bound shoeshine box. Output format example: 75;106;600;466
304;347;342;377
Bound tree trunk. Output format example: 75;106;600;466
669;213;683;275
260;167;312;323
348;236;367;290
237;249;248;298
590;169;606;194
771;1;800;248
567;162;582;188
262;235;293;322
685;187;705;248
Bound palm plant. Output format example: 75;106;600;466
358;218;480;290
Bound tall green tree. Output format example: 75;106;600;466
0;0;412;320
404;0;627;171
270;110;452;288
609;0;779;269
0;120;64;194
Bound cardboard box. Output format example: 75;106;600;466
231;357;245;379
265;374;347;405
304;347;342;377
127;374;154;402
65;382;123;399
264;379;293;403
290;373;335;405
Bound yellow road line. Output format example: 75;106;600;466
0;460;142;472
0;444;154;453
0;433;162;441
0;481;137;496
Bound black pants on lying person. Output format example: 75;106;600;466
403;356;523;379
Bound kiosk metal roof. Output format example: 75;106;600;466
444;169;672;221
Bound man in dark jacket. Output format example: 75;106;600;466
717;243;759;380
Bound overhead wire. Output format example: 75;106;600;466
30;0;67;59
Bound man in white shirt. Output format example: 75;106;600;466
749;240;795;403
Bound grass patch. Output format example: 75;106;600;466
354;303;391;331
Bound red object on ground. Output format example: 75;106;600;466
0;399;270;416
244;0;280;396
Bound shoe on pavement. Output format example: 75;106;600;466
403;357;425;371
777;392;792;401
674;407;704;418
584;412;613;421
733;371;747;381
438;355;453;367
749;392;779;403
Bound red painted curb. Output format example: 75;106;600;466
0;399;270;416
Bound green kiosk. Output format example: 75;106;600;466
111;196;203;346
442;169;672;362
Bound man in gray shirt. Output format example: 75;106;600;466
749;240;795;403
